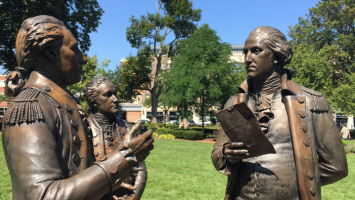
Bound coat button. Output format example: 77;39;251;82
298;111;306;118
71;119;78;130
72;153;81;166
43;86;51;92
303;139;311;147
66;104;73;114
73;135;81;146
310;187;316;196
298;96;305;104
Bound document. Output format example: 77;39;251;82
216;102;276;157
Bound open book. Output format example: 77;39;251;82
216;102;276;157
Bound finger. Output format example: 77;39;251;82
126;121;143;139
229;142;245;148
224;149;248;155
119;182;136;190
140;129;153;139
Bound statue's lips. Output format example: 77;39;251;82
247;66;256;72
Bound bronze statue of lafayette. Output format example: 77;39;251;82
212;26;348;200
2;15;153;200
83;76;147;200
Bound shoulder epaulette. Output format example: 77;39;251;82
301;86;330;112
4;88;44;125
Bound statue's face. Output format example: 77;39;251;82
58;28;85;85
244;32;275;79
95;81;119;115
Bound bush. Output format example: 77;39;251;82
154;127;205;140
153;132;175;140
343;139;355;153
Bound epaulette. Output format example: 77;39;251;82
301;86;330;112
4;88;44;125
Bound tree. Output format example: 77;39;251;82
0;0;103;71
162;24;241;130
125;0;201;123
288;0;354;113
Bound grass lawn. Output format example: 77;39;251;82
0;139;354;200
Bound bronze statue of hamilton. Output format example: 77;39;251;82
83;76;148;200
2;15;153;200
212;26;348;200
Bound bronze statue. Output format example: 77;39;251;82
83;76;147;200
2;15;153;200
211;26;348;200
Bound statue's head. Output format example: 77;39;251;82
15;15;85;85
243;26;292;79
84;76;119;115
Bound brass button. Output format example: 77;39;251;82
310;187;316;196
298;96;305;104
298;111;306;118
66;104;73;114
71;119;78;130
72;153;81;166
303;139;310;147
43;86;51;92
255;192;261;198
308;172;314;180
73;135;81;146
301;122;308;133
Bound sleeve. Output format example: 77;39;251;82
2;96;130;199
133;161;147;200
211;128;236;176
312;103;348;185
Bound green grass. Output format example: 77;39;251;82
0;139;354;200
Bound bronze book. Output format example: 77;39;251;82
216;102;276;157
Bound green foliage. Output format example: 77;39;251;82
115;48;152;102
0;0;103;70
288;0;354;114
156;128;205;140
343;139;355;153
124;0;201;122
152;132;175;140
162;24;240;121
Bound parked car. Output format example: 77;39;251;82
196;120;212;126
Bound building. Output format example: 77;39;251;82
0;75;8;117
120;45;245;123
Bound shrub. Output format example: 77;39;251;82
153;132;175;140
342;139;355;153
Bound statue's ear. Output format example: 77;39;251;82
43;45;60;62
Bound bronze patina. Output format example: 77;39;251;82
211;26;348;200
83;76;148;200
2;15;153;200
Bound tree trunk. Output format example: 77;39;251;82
151;88;158;123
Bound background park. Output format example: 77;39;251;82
0;0;354;199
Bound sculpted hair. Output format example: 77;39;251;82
249;26;293;66
84;76;111;110
16;15;65;71
6;15;65;96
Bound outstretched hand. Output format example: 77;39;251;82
223;142;249;164
123;122;154;162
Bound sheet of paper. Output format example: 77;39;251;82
216;102;276;157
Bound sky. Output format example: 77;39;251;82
0;0;320;73
87;0;319;70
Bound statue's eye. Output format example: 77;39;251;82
252;48;262;55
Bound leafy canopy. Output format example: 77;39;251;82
162;24;241;120
288;0;354;114
0;0;103;70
